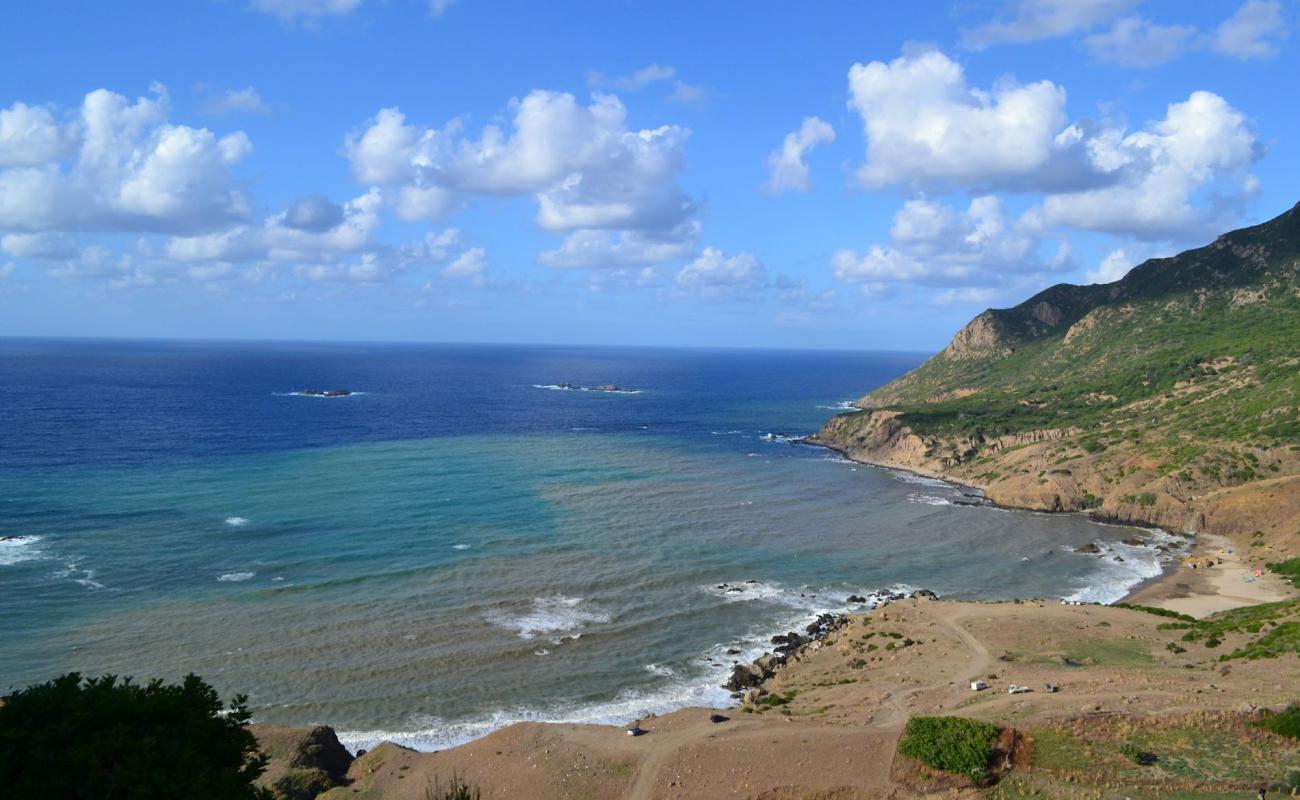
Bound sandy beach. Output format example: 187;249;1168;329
1123;532;1297;617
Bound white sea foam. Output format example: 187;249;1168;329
819;453;856;465
759;432;804;444
1061;528;1189;604
336;676;731;753
52;558;103;589
224;516;249;527
889;469;952;488
452;544;471;550
339;579;925;754
815;401;862;411
218;571;256;582
0;535;45;566
703;579;917;614
485;595;611;640
907;492;952;506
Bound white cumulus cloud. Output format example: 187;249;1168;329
846;49;1068;190
832;196;1075;295
763;117;835;195
1040;91;1261;239
347;90;700;268
675;247;765;289
0;86;254;235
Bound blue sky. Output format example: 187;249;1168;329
0;0;1296;350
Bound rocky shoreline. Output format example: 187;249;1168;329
720;587;938;699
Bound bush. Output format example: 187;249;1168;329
1118;742;1158;765
897;716;1000;778
426;775;481;800
0;673;270;800
1267;557;1300;588
1258;704;1300;739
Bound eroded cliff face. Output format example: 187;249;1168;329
813;408;1300;558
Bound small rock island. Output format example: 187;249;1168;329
546;383;638;393
297;389;354;397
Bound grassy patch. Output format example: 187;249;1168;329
897;716;999;778
1268;557;1300;588
1258;705;1300;740
1175;599;1300;660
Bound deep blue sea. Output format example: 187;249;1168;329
0;340;1178;749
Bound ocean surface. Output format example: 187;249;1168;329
0;340;1181;750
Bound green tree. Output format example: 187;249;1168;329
0;672;271;800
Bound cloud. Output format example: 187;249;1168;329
588;63;676;91
963;0;1140;49
1040;91;1260;239
348;90;701;268
248;0;364;25
1;231;80;259
429;0;457;17
668;81;709;105
282;194;345;232
164;188;381;264
1213;0;1288;60
0;86;254;235
1085;17;1198;66
1084;247;1144;284
831;196;1074;294
0;102;77;167
763;117;835;195
846;49;1069;190
203;86;272;116
400;228;463;263
538;221;700;269
293;253;392;284
675;247;765;289
442;246;487;284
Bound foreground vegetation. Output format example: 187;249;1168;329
897;716;1001;780
0;673;271;800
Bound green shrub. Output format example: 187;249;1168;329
1112;603;1196;622
1118;742;1158;765
1267;557;1300;588
897;716;1000;778
0;672;270;800
1258;705;1300;739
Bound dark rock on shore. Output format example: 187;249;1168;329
253;724;353;800
1075;542;1102;554
723;588;939;697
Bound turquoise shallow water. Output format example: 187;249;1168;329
0;341;1179;749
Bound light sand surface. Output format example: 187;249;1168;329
317;597;1300;799
1124;532;1297;617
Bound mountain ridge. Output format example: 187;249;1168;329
813;201;1300;557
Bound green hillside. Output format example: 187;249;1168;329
865;202;1300;447
817;202;1300;548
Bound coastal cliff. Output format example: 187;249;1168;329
812;201;1300;557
